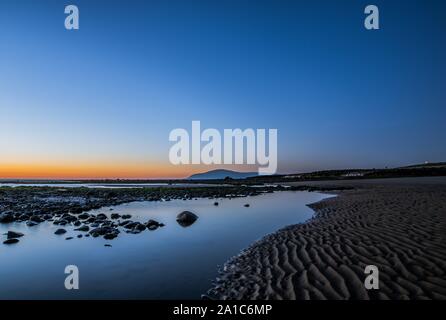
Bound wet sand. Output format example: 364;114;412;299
207;178;446;300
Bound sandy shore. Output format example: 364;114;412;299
207;178;446;300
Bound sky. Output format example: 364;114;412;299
0;0;445;179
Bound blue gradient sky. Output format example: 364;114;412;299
0;0;445;178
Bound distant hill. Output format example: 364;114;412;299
242;161;446;184
188;169;258;180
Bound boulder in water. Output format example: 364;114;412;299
3;238;19;245
146;219;163;231
54;228;67;235
5;231;24;239
176;211;198;227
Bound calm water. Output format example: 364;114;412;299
0;183;219;188
0;191;333;299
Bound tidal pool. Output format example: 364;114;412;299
0;191;333;299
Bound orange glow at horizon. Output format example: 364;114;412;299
0;161;258;180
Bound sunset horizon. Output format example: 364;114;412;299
1;160;443;180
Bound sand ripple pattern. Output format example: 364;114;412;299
207;184;446;300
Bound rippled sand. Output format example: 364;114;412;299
208;179;446;300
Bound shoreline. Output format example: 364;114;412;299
0;185;347;244
206;180;446;300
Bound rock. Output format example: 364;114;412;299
78;213;90;220
134;223;146;231
119;220;131;227
29;215;44;223
147;224;159;231
176;211;198;227
77;234;83;238
0;213;14;223
126;229;142;234
146;219;159;226
5;231;24;239
146;219;164;231
89;227;108;237
70;207;83;214
110;213;120;219
26;221;38;227
3;238;19;245
54;228;67;235
123;222;136;229
101;221;114;227
18;214;29;221
54;219;68;226
244;204;250;207
85;217;96;223
146;219;160;227
106;191;117;198
74;225;89;232
61;213;77;222
214;202;219;206
124;222;146;231
96;213;107;220
104;244;112;247
103;233;118;240
65;237;73;240
90;226;119;238
121;214;132;220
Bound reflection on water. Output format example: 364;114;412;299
0;191;333;299
0;183;219;188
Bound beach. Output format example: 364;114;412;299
1;178;446;299
207;177;446;300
